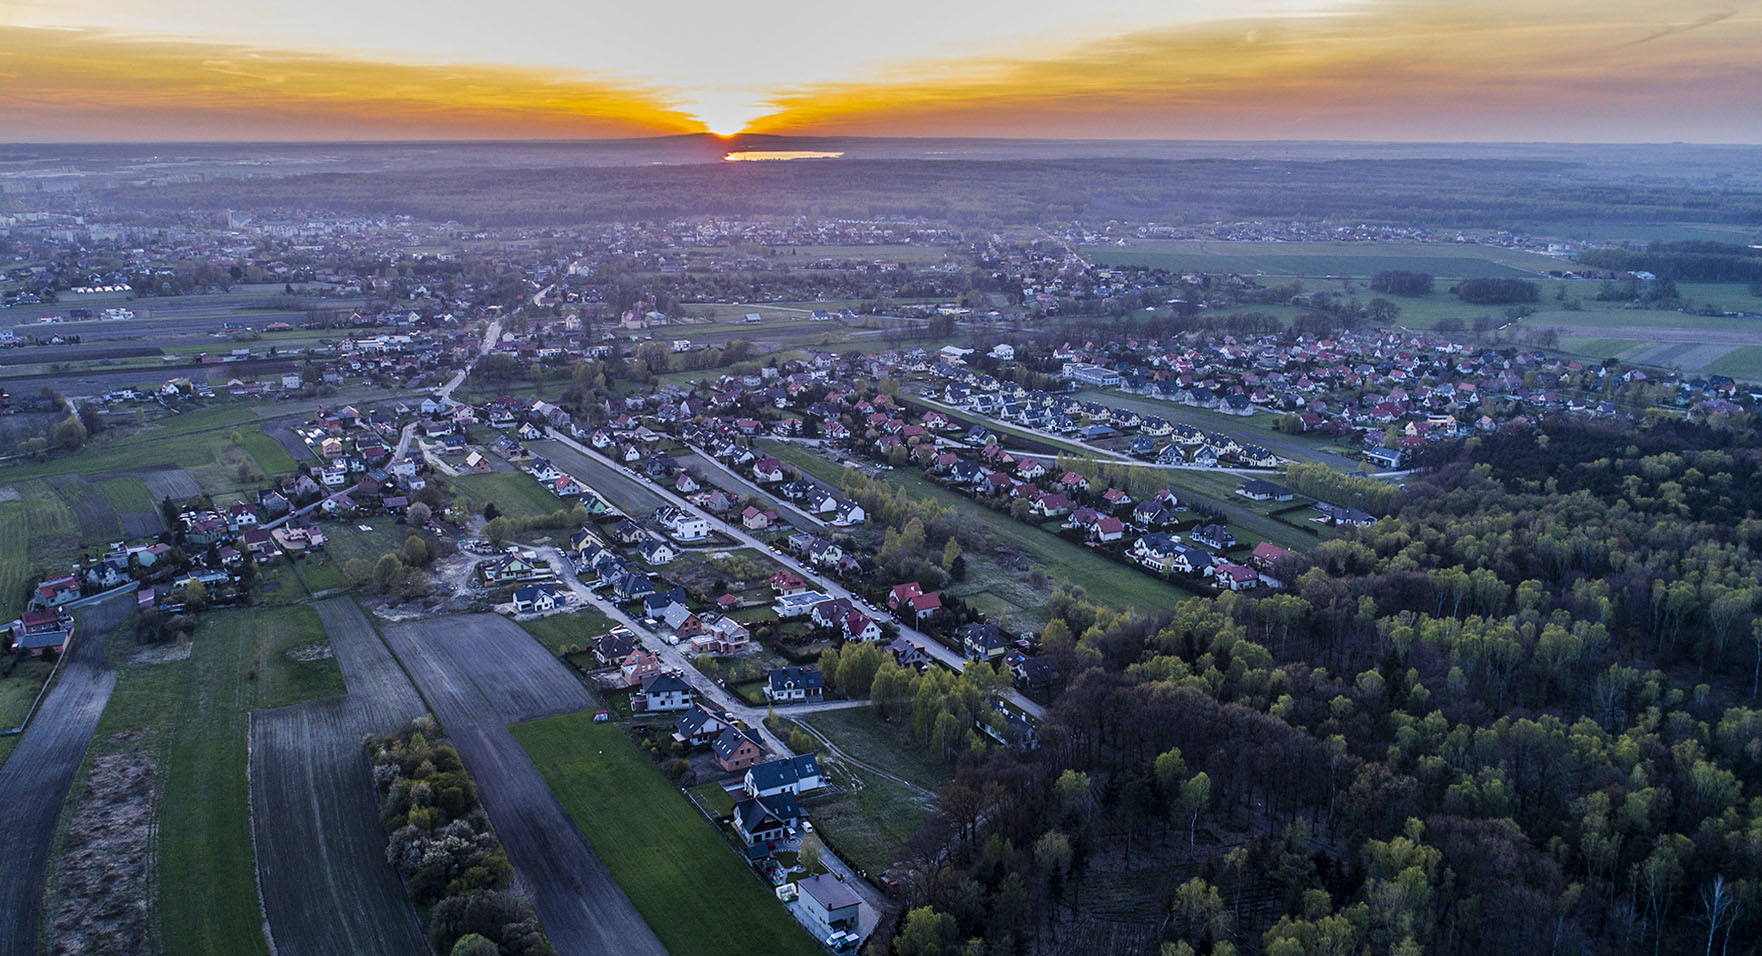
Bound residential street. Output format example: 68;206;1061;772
544;426;1047;719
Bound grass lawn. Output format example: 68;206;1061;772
790;709;948;877
239;431;297;475
320;517;410;579
0;657;54;731
1703;346;1762;383
800;767;929;878
95;476;158;515
74;605;346;956
689;782;737;817
453;470;567;521
762;440;1193;617
513;713;821;956
800;709;953;793
250;603;347;709
294;556;348;593
518;607;615;655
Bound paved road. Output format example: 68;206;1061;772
393;318;500;462
0;592;134;956
544;427;1046;720
542;548;868;756
683;447;828;529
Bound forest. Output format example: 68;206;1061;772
879;415;1762;956
1576;242;1762;283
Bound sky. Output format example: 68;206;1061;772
2;0;1759;142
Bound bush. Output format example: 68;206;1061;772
1453;277;1538;305
1369;271;1433;297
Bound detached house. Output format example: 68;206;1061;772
764;666;825;703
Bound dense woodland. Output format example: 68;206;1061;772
883;416;1762;956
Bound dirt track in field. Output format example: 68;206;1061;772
379;615;668;956
0;593;133;956
248;598;429;956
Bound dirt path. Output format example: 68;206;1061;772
248;598;430;956
378;615;667;956
0;592;133;956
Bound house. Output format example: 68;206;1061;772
658;509;710;542
960;622;1010;662
1251;541;1293;570
769;569;808;595
633;673;695;712
639;537;677;566
464;451;493;473
477;552;552;586
1137;536;1186;572
1214;562;1260;591
765;666;824;703
907;592;943;622
1011;654;1060;694
593;632;638;667
1088;516;1126;543
32;575;82;609
618;647;664;687
9;608;74;654
1237;479;1295;502
745;753;824;798
752;457;786;483
658;602;703;638
690;615;751;654
731;792;800;851
1191;524;1236;550
887;637;933;670
773;591;829;618
886;582;925;611
511;583;561;614
1316;502;1376;527
798;874;863;939
643;588;691;620
711;726;767;772
742;506;776;530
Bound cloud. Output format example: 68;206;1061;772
742;0;1762;142
0;26;707;141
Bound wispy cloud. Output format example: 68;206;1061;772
742;0;1762;141
0;26;707;140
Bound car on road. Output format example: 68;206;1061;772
801;820;813;832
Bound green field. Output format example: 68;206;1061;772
792;711;949;877
453;470;567;521
70;605;346;956
1084;240;1564;278
318;517;412;582
1703;346;1762;382
239;431;297;475
518;607;615;655
760;440;1192;619
251;604;347;708
94;476;157;515
0;484;82;620
0;657;54;731
513;713;822;956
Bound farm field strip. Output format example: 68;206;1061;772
527;438;669;514
0;595;131;956
378;616;663;956
759;440;1194;615
249;598;429;956
514;713;823;956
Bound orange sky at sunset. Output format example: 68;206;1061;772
1;0;1758;142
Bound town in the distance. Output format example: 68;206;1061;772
2;141;1761;956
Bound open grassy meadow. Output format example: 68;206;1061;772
518;607;615;655
453;469;569;521
513;713;822;956
1084;240;1564;278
